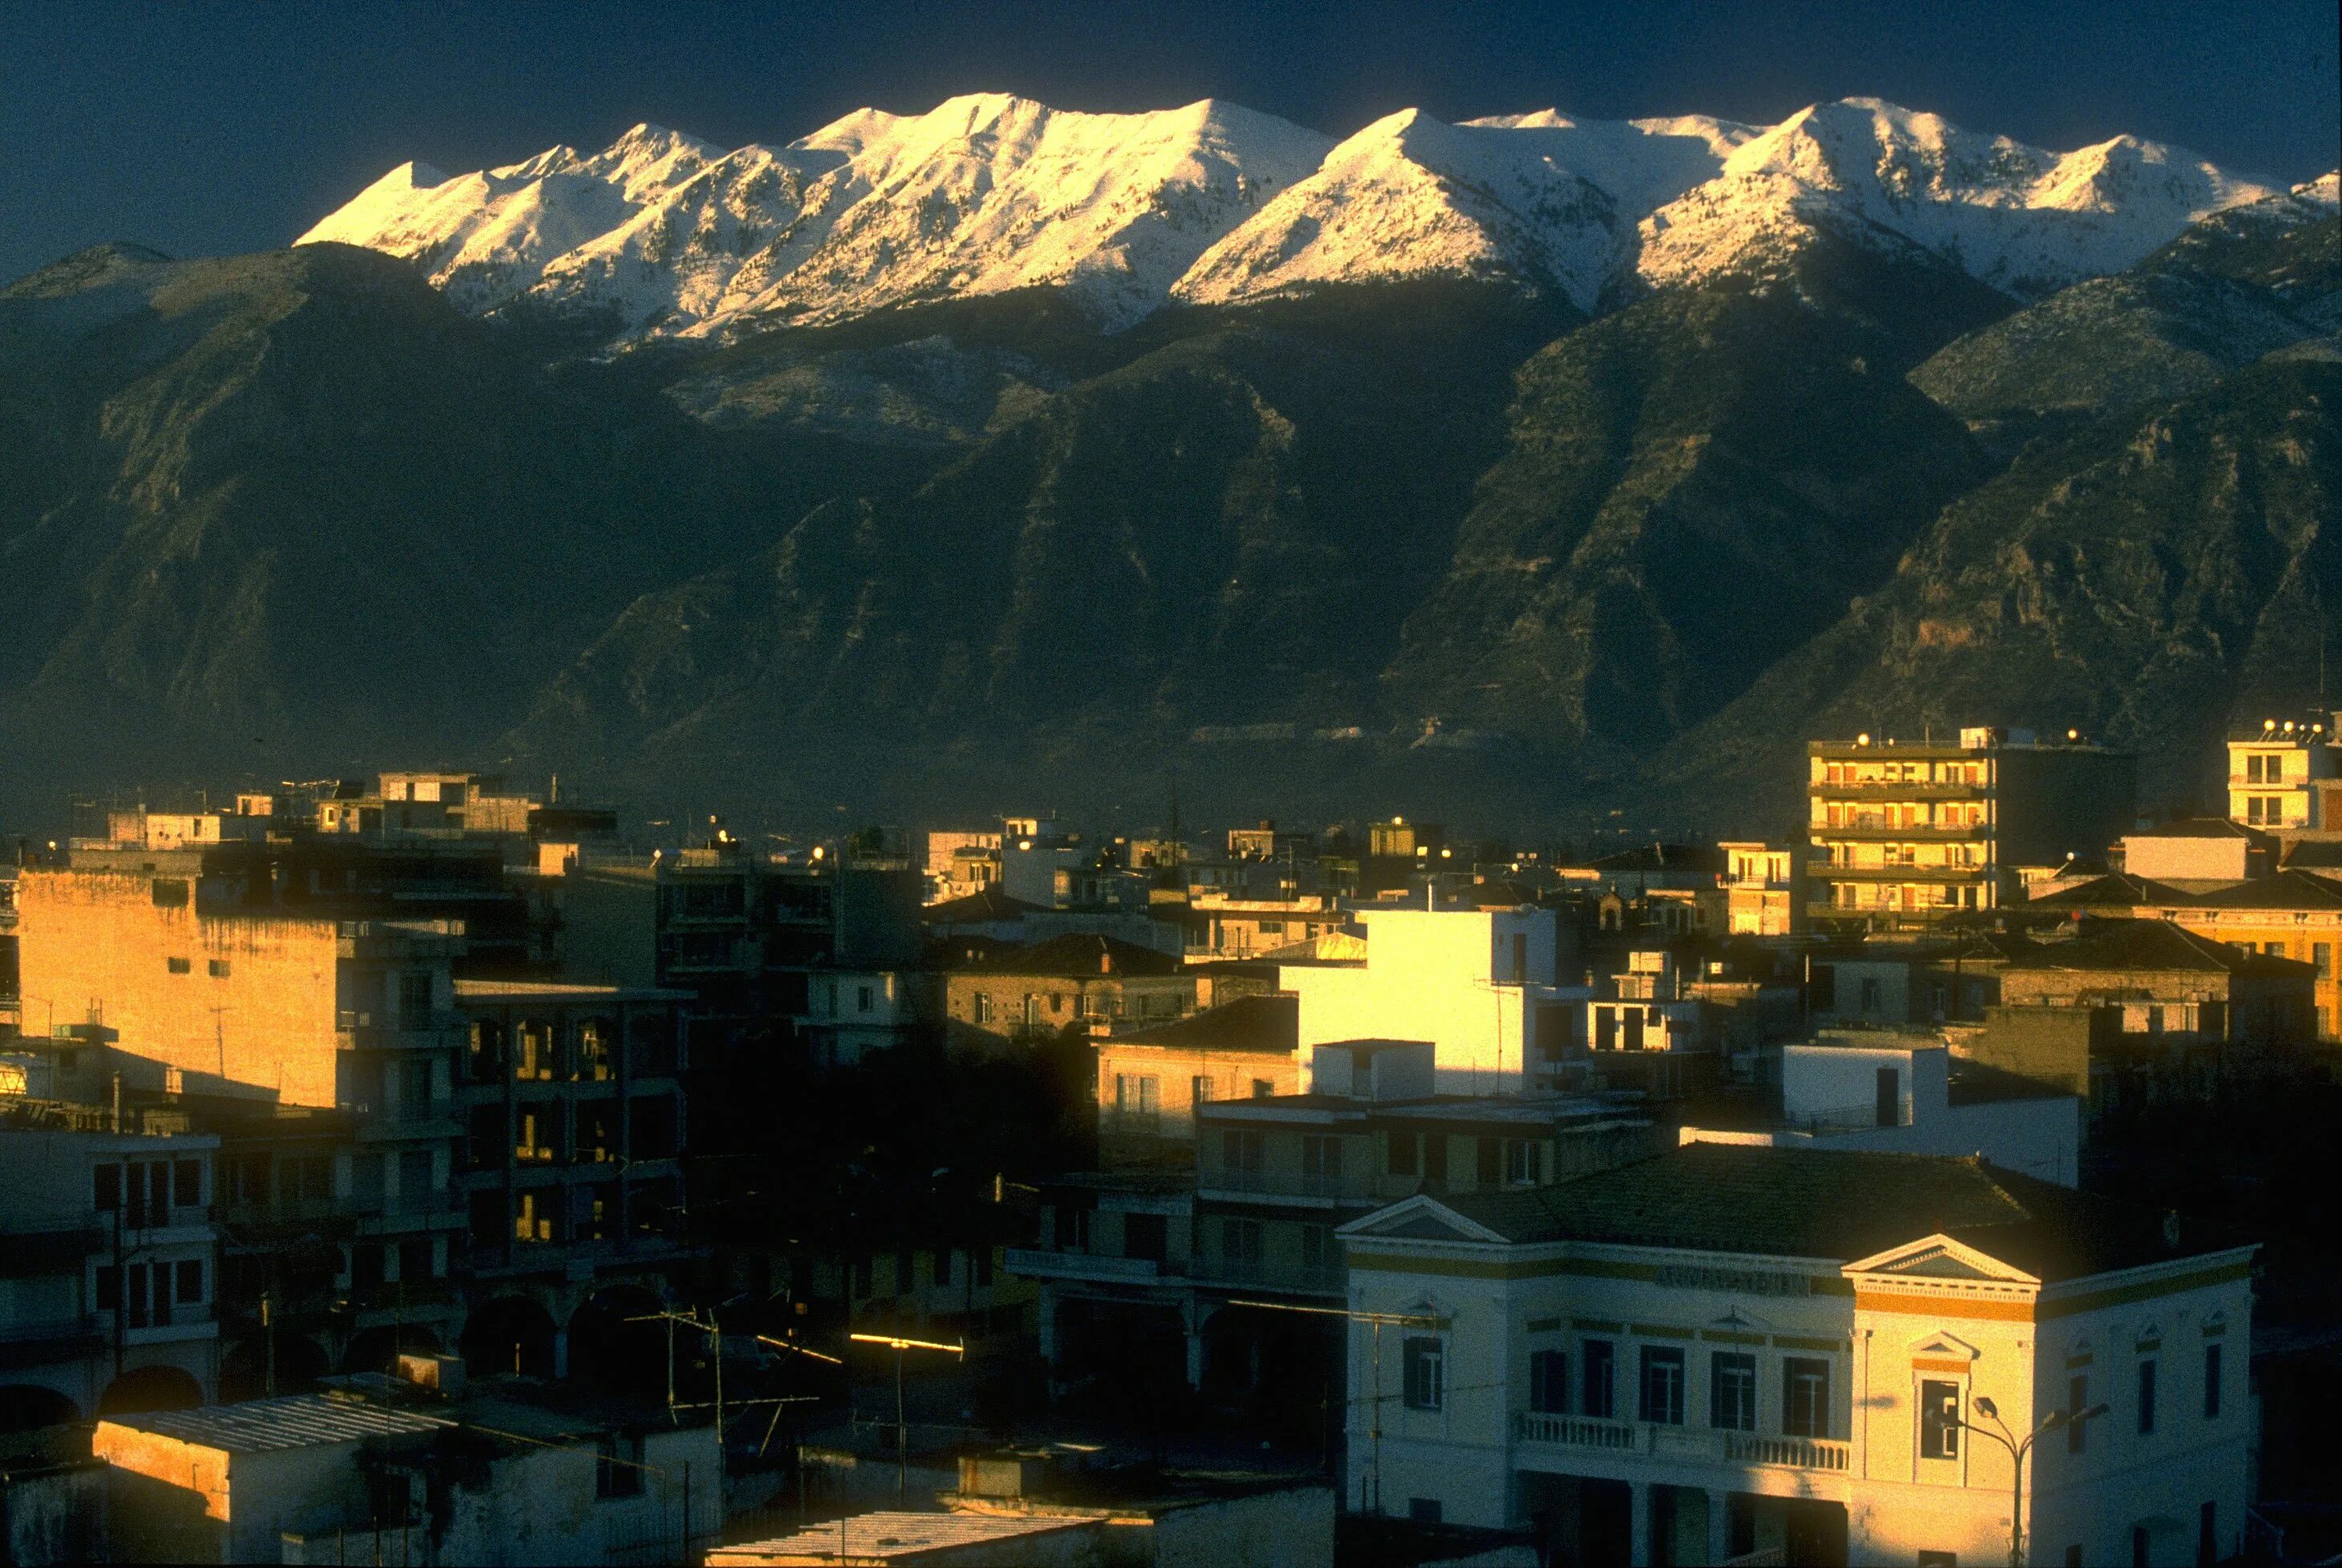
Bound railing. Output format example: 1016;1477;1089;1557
1516;1412;1643;1451
1188;1256;1346;1294
1004;1248;1166;1284
1809;781;1988;798
1513;1413;1851;1474
1810;823;1992;841
1723;1431;1851;1471
1198;1167;1377;1201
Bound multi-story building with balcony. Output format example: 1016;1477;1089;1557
1013;1042;1657;1412
1718;842;1797;937
1808;727;2135;932
2225;715;2337;831
449;979;696;1381
945;933;1197;1047
1340;1143;2254;1567
0;1107;220;1427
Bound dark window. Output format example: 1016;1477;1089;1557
2203;1343;2222;1420
175;1259;204;1304
973;1248;994;1288
596;1433;646;1499
95;1265;120;1311
1530;1348;1569;1414
894;1252;913;1295
208;958;231;978
1423;1133;1447;1185
1783;1357;1830;1438
1920;1380;1961;1459
399;971;433;1026
95;1163;121;1211
1710;1352;1755;1431
1582;1340;1615;1419
2069;1373;2090;1453
173;1159;201;1207
1222;1129;1264;1174
2199;1501;2217;1567
151;879;189;908
167;957;191;974
2138;1360;2157;1434
1388;1131;1417;1178
1876;1067;1901;1127
1639;1346;1686;1425
1403;1336;1445;1411
2133;1526;2149;1568
399;1239;437;1283
933;1248;954;1286
1476;1136;1500;1186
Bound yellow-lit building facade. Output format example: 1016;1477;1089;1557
2225;719;2336;829
1809;728;2135;932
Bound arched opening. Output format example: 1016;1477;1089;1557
220;1332;330;1401
98;1364;204;1417
341;1323;443;1377
567;1285;669;1401
462;1296;558;1380
0;1384;82;1433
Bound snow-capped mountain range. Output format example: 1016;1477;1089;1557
300;92;2314;341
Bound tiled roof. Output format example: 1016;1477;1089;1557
921;886;1039;923
103;1393;440;1452
1430;1144;2241;1280
2006;918;2311;976
1114;994;1296;1054
2036;869;2342;914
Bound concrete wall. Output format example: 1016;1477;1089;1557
1147;1484;1335;1567
17;871;341;1106
2122;834;2251;882
0;1459;106;1567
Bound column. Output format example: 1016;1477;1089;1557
1706;1489;1731;1567
1035;1287;1058;1368
1630;1481;1654;1568
550;1326;570;1380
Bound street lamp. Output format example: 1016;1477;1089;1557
849;1332;963;1501
1958;1395;2107;1568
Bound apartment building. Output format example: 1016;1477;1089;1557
2225;716;2336;830
1808;727;2135;931
1718;843;1796;937
1094;994;1302;1152
0;1111;220;1426
1340;1143;2253;1567
1281;907;1587;1093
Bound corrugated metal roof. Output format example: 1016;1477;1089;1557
108;1394;440;1452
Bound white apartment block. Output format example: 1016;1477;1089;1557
1281;908;1586;1093
1337;1143;2251;1567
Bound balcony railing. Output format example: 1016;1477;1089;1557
1004;1248;1167;1284
1197;1167;1377;1201
1810;781;1988;800
1809;823;1992;841
1514;1413;1850;1473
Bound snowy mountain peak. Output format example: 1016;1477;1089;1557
299;92;2288;340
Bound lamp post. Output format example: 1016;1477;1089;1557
1958;1395;2107;1568
849;1332;963;1502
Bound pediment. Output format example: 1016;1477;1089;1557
1844;1233;2040;1285
1339;1195;1506;1244
1909;1330;1981;1360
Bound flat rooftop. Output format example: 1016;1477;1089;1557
99;1393;440;1453
707;1512;1100;1565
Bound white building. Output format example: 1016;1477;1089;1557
95;1377;720;1565
1338;1143;2252;1566
1680;1033;2082;1187
0;1119;221;1425
1281;909;1586;1093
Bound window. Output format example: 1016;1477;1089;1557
1783;1357;1830;1438
857;985;874;1013
1423;1132;1447;1184
167;956;191;974
2199;1501;2217;1568
175;1259;204;1304
895;1252;913;1294
933;1248;954;1286
1503;1139;1538;1186
151;878;189;907
2138;1359;2157;1435
973;1247;994;1288
1191;1074;1215;1107
1582;1340;1615;1418
173;1159;201;1207
1298;1223;1331;1274
1710;1352;1755;1431
2316;944;2333;979
1222;1129;1264;1175
1403;1336;1445;1411
973;994;994;1025
208;958;231;978
1114;1074;1159;1115
1530;1348;1569;1414
2069;1373;2090;1453
1920;1379;1961;1459
398;970;433;1027
1387;1131;1417;1177
1301;1135;1345;1182
1639;1346;1686;1425
1477;1136;1500;1186
2203;1343;2223;1421
95;1163;121;1212
1223;1217;1263;1266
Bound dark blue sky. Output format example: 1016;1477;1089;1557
5;0;2336;282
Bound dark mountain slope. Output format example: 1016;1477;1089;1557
1666;356;2342;828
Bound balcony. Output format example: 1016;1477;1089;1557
1004;1248;1168;1285
1187;1256;1346;1295
1807;863;1991;883
1808;823;1992;842
1514;1413;1850;1474
1810;781;1987;800
1197;1167;1377;1203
